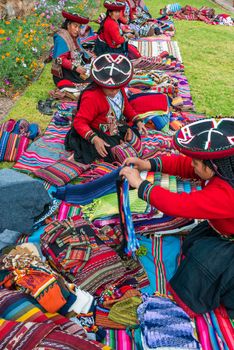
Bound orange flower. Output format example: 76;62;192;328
16;57;20;62
0;29;5;35
5;21;11;25
6;52;10;57
2;55;5;59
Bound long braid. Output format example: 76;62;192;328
204;157;234;188
97;10;111;34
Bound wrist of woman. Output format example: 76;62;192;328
90;133;98;144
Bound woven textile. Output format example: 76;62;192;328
0;131;29;162
138;295;200;349
54;167;121;205
117;176;140;256
40;217;127;294
0;318;108;350
130;40;182;62
33;158;90;186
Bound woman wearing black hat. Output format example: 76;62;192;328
51;11;93;88
65;53;147;164
120;118;234;318
94;1;134;56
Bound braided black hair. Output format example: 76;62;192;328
61;19;72;29
97;10;111;34
204;156;234;188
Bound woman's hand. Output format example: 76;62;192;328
93;136;110;158
120;167;143;189
123;157;151;171
76;66;87;75
137;120;148;134
125;32;135;39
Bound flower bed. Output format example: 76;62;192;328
0;0;99;96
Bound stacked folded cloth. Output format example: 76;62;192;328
0;118;40;162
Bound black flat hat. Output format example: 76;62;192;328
174;118;234;159
91;54;133;89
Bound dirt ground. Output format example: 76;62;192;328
0;98;15;122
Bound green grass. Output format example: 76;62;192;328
4;0;234;131
7;64;54;132
146;0;234;116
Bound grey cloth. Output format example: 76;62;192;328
0;169;52;234
0;229;21;251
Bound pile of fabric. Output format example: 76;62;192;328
0;2;233;350
160;4;234;26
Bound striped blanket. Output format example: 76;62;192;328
129;40;182;62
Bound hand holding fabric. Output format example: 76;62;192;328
76;66;87;75
137;120;148;134
93;136;110;157
120;167;143;189
123;157;151;172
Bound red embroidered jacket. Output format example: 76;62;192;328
138;154;234;236
99;16;125;48
73;86;139;141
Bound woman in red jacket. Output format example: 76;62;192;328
65;53;146;164
120;118;234;317
94;1;134;56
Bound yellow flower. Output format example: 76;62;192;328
2;55;5;59
24;33;29;38
6;52;10;57
0;29;5;35
16;57;20;62
5;21;11;25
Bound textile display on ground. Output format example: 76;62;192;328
0;3;234;350
129;40;182;62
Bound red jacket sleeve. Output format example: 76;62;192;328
73;92;98;140
160;154;198;179
138;177;234;219
57;52;72;70
122;89;139;123
105;20;125;46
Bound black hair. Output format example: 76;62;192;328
61;19;72;29
97;10;112;34
204;156;234;188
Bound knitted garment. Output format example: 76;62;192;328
138;295;200;349
108;296;142;326
33;158;90;186
54;167;121;205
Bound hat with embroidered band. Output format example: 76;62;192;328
104;0;126;11
91;53;133;89
62;11;89;24
173;118;234;159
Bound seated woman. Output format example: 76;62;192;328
120;0;175;37
52;10;93;88
120;118;234;317
65;53;147;164
94;1;134;57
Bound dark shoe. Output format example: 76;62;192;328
37;100;53;115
